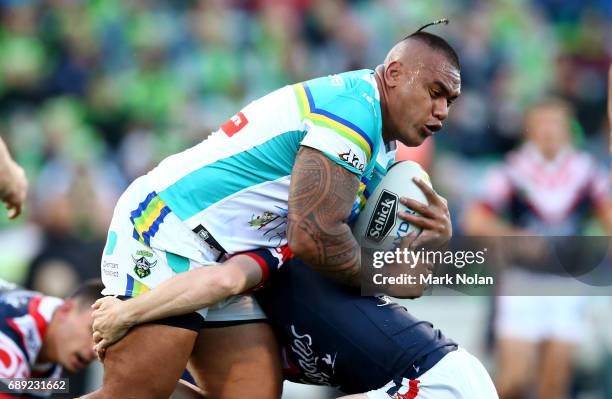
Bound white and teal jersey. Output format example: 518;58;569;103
134;69;395;260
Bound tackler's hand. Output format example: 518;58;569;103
91;297;133;359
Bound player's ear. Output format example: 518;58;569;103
384;60;402;88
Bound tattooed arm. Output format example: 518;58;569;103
287;147;361;286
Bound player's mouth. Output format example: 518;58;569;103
423;123;442;137
421;124;439;138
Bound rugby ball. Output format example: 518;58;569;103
352;160;432;250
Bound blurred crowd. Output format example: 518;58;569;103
0;0;611;396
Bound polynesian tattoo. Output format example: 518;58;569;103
288;147;361;286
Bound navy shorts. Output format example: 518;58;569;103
254;258;456;394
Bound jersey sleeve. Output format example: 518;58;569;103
234;246;293;290
294;83;378;177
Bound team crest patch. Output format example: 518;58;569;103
132;251;157;278
249;211;278;228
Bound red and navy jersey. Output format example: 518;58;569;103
0;281;62;397
477;144;610;234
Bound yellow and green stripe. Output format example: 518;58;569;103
130;191;171;246
293;83;373;160
125;275;151;297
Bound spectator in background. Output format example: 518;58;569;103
24;98;122;298
0;137;27;219
0;279;103;398
463;98;612;399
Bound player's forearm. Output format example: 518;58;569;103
124;265;248;325
288;220;361;286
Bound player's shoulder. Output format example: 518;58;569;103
294;69;382;153
0;285;37;311
299;69;379;111
302;69;377;93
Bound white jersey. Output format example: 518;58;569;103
102;69;396;298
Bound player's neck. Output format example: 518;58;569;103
374;65;394;144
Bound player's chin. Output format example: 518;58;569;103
395;130;424;147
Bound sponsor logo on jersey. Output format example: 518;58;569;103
366;190;398;243
339;150;365;173
102;261;119;278
193;225;227;260
221;111;248;137
132;254;157;279
249;210;288;247
249;211;277;228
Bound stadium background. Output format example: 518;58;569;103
0;0;610;397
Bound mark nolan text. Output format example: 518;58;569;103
373;273;494;286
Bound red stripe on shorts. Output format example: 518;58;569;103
397;379;420;399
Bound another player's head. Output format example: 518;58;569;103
379;20;461;146
525;97;574;159
44;279;104;372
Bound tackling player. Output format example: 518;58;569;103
91;248;497;398
0;279;103;398
91;22;459;398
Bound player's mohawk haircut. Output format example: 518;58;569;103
415;18;449;33
403;18;459;71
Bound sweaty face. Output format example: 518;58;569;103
56;307;97;372
386;48;461;146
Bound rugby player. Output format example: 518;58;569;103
0;280;103;398
0;137;28;219
463;98;612;399
91;23;459;398
91;249;498;398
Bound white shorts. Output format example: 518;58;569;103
101;175;265;322
495;295;585;343
366;348;498;399
496;268;586;343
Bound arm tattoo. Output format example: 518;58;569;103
288;147;361;285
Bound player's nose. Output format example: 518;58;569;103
433;98;449;122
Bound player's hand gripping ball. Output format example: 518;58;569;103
352;160;451;251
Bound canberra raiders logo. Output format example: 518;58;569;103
132;250;157;278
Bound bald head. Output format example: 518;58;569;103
385;32;460;71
